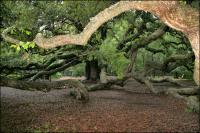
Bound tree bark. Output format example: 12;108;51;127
100;66;107;83
126;48;138;74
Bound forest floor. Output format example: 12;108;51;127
1;78;199;132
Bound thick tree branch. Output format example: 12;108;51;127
2;1;198;49
162;52;194;71
0;77;89;100
1;26;21;44
133;24;168;49
145;46;165;54
0;52;79;74
125;24;167;74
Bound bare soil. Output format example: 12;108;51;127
1;79;199;132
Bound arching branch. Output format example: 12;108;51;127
2;1;198;48
1;26;20;44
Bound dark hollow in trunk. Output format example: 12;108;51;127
85;60;100;81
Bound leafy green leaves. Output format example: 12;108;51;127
10;41;35;52
96;19;130;78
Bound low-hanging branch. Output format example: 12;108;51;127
0;51;79;72
143;52;194;74
131;50;195;94
0;62;42;72
161;52;194;71
0;77;89;100
132;24;168;49
145;46;165;54
15;57;79;80
30;59;80;81
27;47;95;80
124;24;168;74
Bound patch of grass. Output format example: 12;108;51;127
31;122;50;133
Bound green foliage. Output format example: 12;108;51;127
162;32;181;43
51;72;62;79
171;66;193;79
32;123;50;133
64;63;85;77
97;19;130;78
10;41;35;52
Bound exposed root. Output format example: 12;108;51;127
186;96;199;113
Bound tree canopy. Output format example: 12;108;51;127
0;0;199;86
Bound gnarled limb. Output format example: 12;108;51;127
1;26;20;44
162;53;194;71
88;75;131;92
2;1;198;49
148;77;183;87
30;59;80;81
32;1;197;49
125;24;168;74
0;77;89;101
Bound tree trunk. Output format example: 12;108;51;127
85;60;100;81
100;66;107;83
126;48;138;74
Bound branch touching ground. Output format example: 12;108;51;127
0;77;89;101
133;74;159;94
148;77;184;87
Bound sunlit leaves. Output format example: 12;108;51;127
10;41;35;52
162;32;181;43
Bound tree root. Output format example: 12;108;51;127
87;76;131;91
166;87;199;113
133;74;160;94
186;96;199;113
133;73;199;113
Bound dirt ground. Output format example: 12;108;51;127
1;79;199;132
